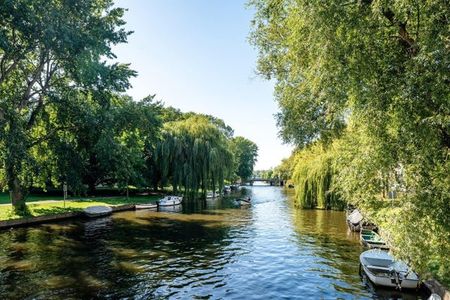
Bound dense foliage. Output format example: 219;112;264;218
155;115;234;198
250;0;449;284
292;145;343;209
0;1;258;207
231;137;259;181
0;0;134;209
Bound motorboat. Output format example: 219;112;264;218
157;195;182;206
83;205;113;218
360;249;420;289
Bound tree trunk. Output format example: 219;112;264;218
87;180;96;195
10;177;25;210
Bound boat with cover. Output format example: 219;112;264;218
157;195;182;207
360;249;420;289
346;208;377;232
360;229;389;249
83;205;113;218
347;209;363;231
135;203;158;210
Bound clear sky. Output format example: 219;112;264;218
112;0;293;170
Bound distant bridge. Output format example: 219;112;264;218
244;177;285;186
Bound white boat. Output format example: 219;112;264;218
83;205;113;218
347;209;363;231
158;205;183;213
157;195;182;207
135;203;158;210
206;191;221;199
236;197;251;206
360;249;420;289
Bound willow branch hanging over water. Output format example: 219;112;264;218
155;115;234;199
293;144;343;210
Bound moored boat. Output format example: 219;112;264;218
236;197;251;206
206;191;216;199
360;229;389;249
347;209;363;231
83;205;113;218
157;195;182;207
135;203;158;210
360;249;420;289
223;186;231;194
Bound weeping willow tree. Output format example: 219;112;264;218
292;144;343;210
155;115;234;199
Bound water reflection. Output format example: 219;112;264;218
0;187;427;299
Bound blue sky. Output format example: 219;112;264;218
113;0;293;169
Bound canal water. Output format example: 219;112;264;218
0;186;427;299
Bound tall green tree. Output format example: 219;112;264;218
155;115;234;198
250;0;449;283
231;136;258;181
0;0;134;208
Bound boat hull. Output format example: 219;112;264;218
157;196;183;207
135;204;158;210
360;230;389;249
361;264;420;289
236;198;251;207
83;206;113;218
360;250;420;290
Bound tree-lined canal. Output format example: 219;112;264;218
0;187;426;299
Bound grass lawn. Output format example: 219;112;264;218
0;195;160;221
0;193;64;205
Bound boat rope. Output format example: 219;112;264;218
393;271;402;290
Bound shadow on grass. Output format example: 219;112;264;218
74;196;160;205
12;205;33;218
32;207;81;216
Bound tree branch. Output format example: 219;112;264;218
26;61;58;130
19;51;48;109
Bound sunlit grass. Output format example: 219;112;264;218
0;193;64;205
0;195;160;221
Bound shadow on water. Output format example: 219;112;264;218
0;187;428;299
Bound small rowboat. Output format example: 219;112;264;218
83;205;112;218
360;249;420;289
135;203;158;210
236;197;251;206
157;195;182;207
360;229;389;249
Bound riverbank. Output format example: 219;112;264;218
0;195;160;222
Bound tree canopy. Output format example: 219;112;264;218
231;136;258;181
250;0;449;284
0;1;259;209
0;0;135;208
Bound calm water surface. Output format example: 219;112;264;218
0;187;426;299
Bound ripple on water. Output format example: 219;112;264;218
0;187;428;299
